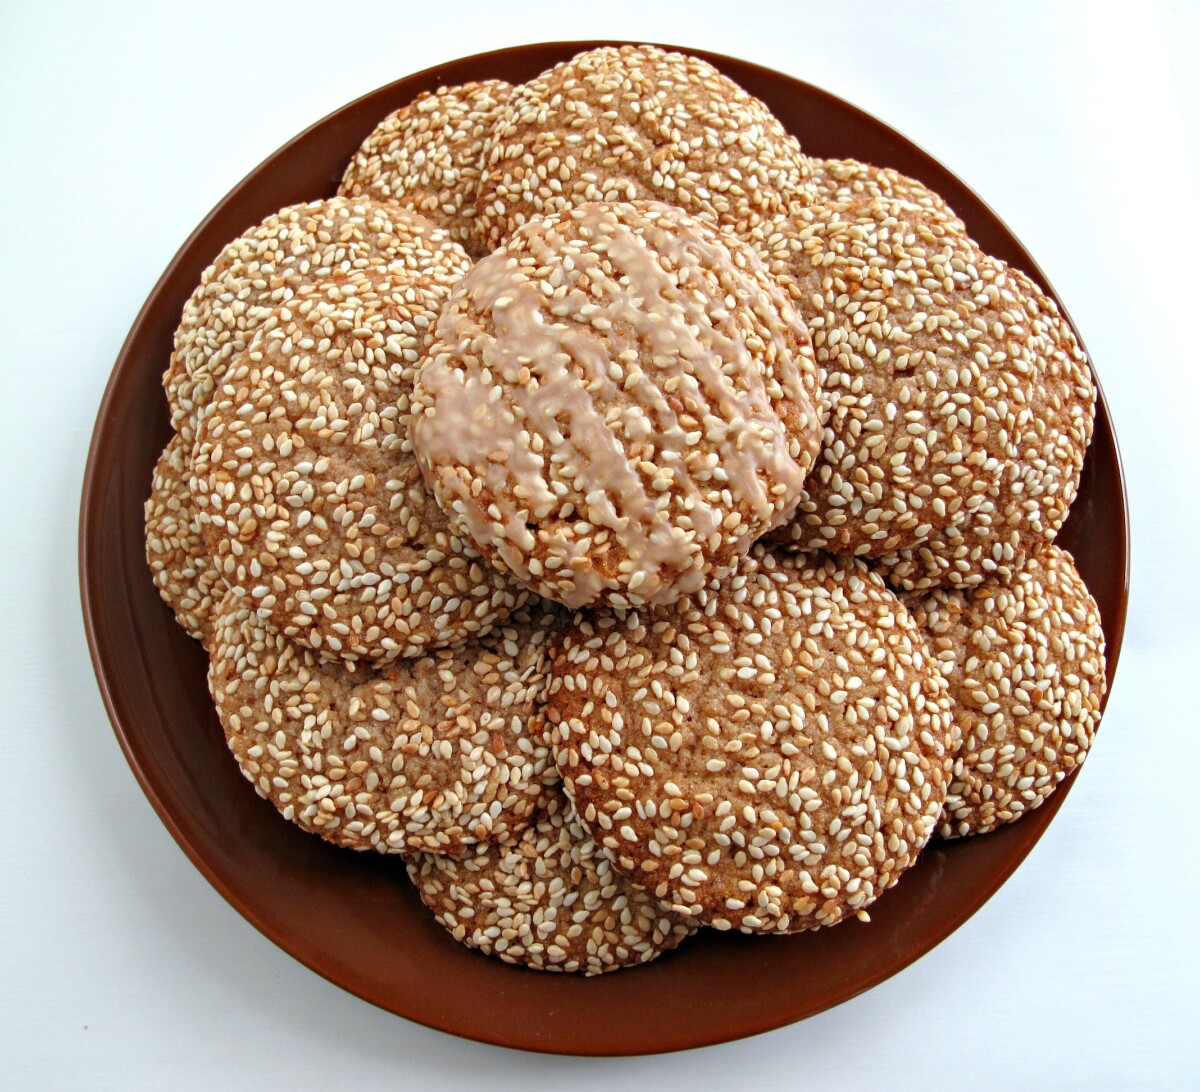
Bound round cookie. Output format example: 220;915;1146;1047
906;545;1106;838
758;196;1095;567
339;81;513;258
144;433;226;645
810;158;966;233
874;271;1097;590
475;45;813;252
407;790;697;974
544;547;955;933
410;199;824;611
191;268;527;665
209;588;565;855
165;197;471;446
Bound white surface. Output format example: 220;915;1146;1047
2;1;1198;1087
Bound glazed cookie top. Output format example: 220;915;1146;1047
209;589;565;855
544;547;954;933
758;197;1095;562
144;434;225;645
191;269;527;665
410;200;823;611
407;790;698;975
339;81;513;258
906;544;1106;837
475;45;813;251
165;197;471;446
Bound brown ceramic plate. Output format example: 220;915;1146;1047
80;42;1128;1056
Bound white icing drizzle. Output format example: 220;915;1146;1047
411;201;820;607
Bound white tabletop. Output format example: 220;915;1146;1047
3;1;1198;1087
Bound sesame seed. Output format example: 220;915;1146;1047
755;194;1095;586
544;546;954;933
208;587;568;855
907;544;1106;836
408;791;696;974
339;81;513;259
190;261;530;666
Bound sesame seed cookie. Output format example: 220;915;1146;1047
810;158;966;233
165;197;470;446
191;269;528;665
757;197;1094;570
407;789;697;974
544;547;955;933
144;434;226;645
410;200;824;611
874;271;1096;590
339;81;512;259
475;45;813;252
906;544;1106;838
209;589;566;855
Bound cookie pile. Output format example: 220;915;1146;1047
146;45;1107;975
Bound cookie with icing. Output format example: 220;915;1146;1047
410;200;824;611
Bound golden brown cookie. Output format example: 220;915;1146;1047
339;81;513;258
545;547;955;933
410;200;824;611
191;268;527;665
810;158;965;232
165;197;470;446
209;589;565;855
144;434;225;645
757;197;1094;578
476;45;812;251
874;271;1096;590
906;545;1106;837
407;789;698;974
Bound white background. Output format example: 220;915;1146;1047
3;1;1198;1087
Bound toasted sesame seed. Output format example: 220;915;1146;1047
340;81;512;258
191;265;529;665
544;545;954;933
209;587;567;854
165;196;470;449
476;46;813;251
809;158;966;232
407;790;697;975
906;544;1106;837
753;195;1095;583
144;434;227;645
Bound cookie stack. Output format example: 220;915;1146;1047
145;45;1107;975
